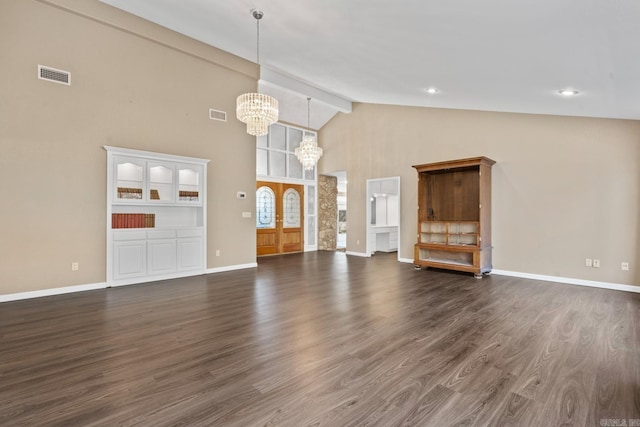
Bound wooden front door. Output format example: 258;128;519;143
256;181;304;256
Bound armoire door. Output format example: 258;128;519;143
256;181;304;256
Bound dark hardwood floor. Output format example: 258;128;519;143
1;251;638;426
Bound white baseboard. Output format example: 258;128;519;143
5;264;634;304
206;262;258;274
395;259;639;294
109;270;206;288
0;282;107;303
345;251;370;258
1;263;259;303
492;269;640;294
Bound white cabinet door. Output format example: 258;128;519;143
389;229;398;250
148;239;177;275
113;240;146;280
177;237;203;272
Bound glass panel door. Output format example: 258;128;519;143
283;188;301;228
256;186;276;229
256;182;304;255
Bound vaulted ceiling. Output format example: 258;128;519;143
101;0;640;129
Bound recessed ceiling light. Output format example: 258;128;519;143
558;89;580;96
425;87;439;94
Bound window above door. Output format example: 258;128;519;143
257;123;317;181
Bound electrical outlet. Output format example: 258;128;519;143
71;262;79;271
621;262;629;271
593;259;600;268
215;250;220;257
357;240;360;245
585;258;592;267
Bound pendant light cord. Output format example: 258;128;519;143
256;17;260;65
307;97;311;129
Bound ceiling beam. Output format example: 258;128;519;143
260;67;352;114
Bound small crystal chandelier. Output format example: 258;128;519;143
295;97;323;170
236;10;278;136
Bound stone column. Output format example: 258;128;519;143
318;175;338;250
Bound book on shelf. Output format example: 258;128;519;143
117;187;143;199
112;213;155;229
178;190;199;201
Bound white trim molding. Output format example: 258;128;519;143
346;251;370;258
0;282;107;303
492;269;640;293
206;263;258;274
1;263;259;303
399;258;639;294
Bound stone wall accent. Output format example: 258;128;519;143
318;175;338;250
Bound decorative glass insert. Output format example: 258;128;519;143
308;216;316;245
304;166;315;180
256;186;276;229
283;188;301;228
307;185;315;216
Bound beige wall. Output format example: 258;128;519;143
0;0;259;295
319;102;640;286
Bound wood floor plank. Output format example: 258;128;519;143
1;251;639;426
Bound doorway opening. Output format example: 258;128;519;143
336;172;347;250
366;177;401;259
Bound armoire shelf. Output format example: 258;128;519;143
413;156;495;278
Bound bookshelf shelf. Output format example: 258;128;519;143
105;146;209;285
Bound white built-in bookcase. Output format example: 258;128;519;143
104;146;209;286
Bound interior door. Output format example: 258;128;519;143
256;181;304;256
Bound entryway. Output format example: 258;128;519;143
366;176;401;259
256;181;304;256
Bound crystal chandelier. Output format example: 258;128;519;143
295;97;323;170
236;10;278;136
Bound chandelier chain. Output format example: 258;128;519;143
256;16;260;65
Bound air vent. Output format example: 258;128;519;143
209;108;227;122
38;65;70;85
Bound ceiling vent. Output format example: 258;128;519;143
209;108;227;122
38;65;70;85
